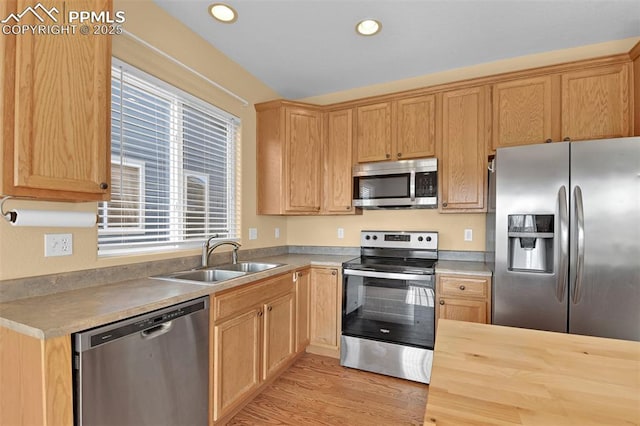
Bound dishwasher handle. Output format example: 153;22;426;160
141;322;173;340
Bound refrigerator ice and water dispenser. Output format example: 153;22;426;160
507;214;554;273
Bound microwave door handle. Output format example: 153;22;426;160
410;170;416;201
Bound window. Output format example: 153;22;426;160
98;58;240;255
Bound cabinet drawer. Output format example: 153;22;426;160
213;273;294;322
439;276;488;298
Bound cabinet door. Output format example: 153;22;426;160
212;309;261;421
285;107;322;212
437;298;487;324
262;292;295;381
2;0;111;201
309;268;340;351
395;94;436;159
295;270;311;352
439;87;487;211
492;76;553;151
561;64;631;141
356;102;392;162
324;109;355;213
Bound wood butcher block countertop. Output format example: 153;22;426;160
424;320;640;425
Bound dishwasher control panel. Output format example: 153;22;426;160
74;298;208;351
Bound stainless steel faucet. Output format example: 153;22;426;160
202;236;241;267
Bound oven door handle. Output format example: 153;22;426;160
343;268;432;282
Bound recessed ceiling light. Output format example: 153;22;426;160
356;19;381;36
209;3;237;23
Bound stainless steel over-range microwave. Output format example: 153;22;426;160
352;158;437;209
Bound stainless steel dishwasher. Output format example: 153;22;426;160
73;297;209;426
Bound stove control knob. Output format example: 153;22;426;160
372;235;378;240
426;236;432;242
418;236;424;242
365;235;371;240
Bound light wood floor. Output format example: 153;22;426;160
229;353;428;425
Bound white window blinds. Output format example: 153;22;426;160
99;58;240;255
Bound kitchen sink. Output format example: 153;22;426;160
156;269;247;284
153;261;284;285
214;262;284;273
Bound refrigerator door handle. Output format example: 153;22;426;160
556;185;569;302
572;186;585;304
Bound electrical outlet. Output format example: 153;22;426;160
249;228;258;240
464;229;473;242
337;228;345;239
44;233;73;257
275;227;280;239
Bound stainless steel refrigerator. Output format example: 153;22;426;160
487;137;640;342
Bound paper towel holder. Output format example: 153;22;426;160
1;196;98;227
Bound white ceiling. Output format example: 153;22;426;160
154;0;640;99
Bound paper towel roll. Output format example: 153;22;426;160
4;210;96;227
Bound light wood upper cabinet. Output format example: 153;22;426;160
2;0;112;201
285;107;322;212
355;96;436;163
308;267;341;358
256;102;322;214
323;109;355;214
356;102;392;162
492;76;554;151
395;94;436;159
561;63;631;141
438;86;487;212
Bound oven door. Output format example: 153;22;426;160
342;269;435;349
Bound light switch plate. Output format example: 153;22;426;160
464;229;473;242
275;227;280;239
249;228;258;240
337;228;345;239
45;233;73;257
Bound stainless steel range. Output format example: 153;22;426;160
341;230;437;384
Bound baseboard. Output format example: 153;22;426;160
306;344;340;359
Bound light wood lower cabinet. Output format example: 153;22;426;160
0;327;73;426
308;267;341;358
436;273;491;332
212;308;262;421
295;268;311;352
262;292;295;380
211;272;297;423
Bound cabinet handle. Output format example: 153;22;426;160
331;270;337;276
257;310;263;317
100;182;109;190
545;139;552;143
346;206;351;210
293;272;298;282
563;137;571;142
442;202;448;208
397;153;402;158
385;153;391;159
459;285;466;291
439;300;445;305
267;306;273;312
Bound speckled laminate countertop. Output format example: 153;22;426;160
0;254;354;339
435;260;492;276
